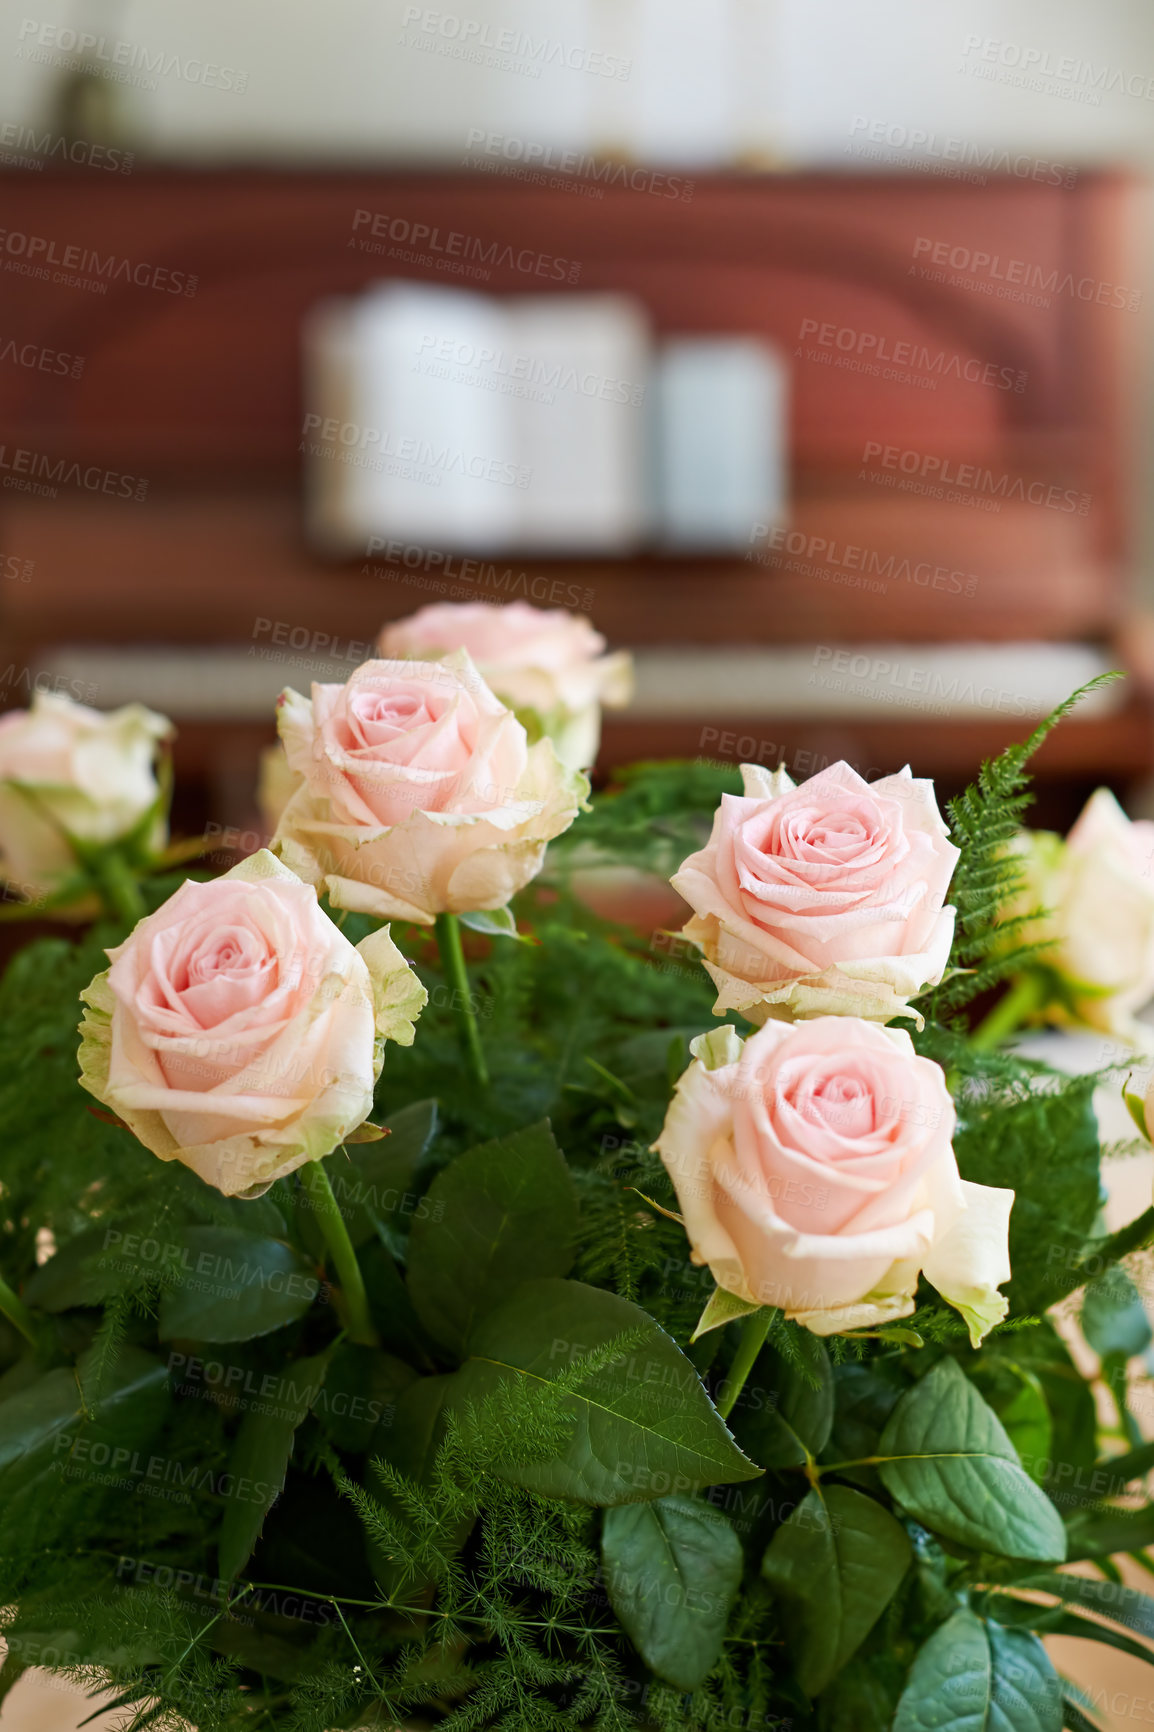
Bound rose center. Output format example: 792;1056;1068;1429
355;691;432;733
774;802;883;865
174;922;278;1027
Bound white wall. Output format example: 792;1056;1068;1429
6;0;1154;167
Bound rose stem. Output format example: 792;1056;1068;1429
95;849;147;928
434;912;490;1088
716;1307;774;1420
303;1160;379;1347
0;1272;37;1347
969;970;1049;1051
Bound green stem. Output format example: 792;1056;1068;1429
1077;1204;1154;1275
95;849;147;927
970;971;1048;1051
716;1307;774;1420
303;1160;379;1346
434;912;489;1088
0;1271;37;1346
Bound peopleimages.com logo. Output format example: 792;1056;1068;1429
911;237;1142;312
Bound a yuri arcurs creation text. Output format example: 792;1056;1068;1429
0;638;1149;1732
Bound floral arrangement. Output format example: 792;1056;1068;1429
0;612;1152;1732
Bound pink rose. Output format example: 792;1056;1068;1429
656;1019;1012;1343
378;601;632;770
78;851;426;1197
673;762;959;1025
272;651;585;923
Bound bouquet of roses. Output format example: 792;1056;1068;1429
0;607;1152;1732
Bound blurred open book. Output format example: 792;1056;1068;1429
302;284;787;555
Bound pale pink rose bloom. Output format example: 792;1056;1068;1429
272;651;585;923
0;691;171;899
1013;790;1154;1047
78;851;426;1197
378;601;632;770
656;1019;1012;1344
672;761;959;1025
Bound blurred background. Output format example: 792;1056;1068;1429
4;0;1154;850
5;8;1154;1714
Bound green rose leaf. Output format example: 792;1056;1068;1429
826;1363;907;1491
893;1608;1062;1732
292;1099;437;1257
406;1121;577;1356
22;1225;122;1312
877;1358;1066;1561
302;1097;439;1255
156;1228;320;1343
730;1330;833;1470
313;1341;416;1453
602;1496;742;1691
815;1650;906;1732
446;1278;760;1505
0;1345;169;1499
218;1350;330;1581
1080;1264;1152;1360
969;1362;1052;1486
760;1484;911;1698
998;1570;1154;1643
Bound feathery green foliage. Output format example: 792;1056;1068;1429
920;672;1121;1020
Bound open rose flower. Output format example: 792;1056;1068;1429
78;850;426;1197
672;761;959;1025
1007;790;1154;1046
0;691;171;901
656;1018;1012;1343
378;601;633;771
272;651;585;923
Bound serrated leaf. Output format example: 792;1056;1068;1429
602;1495;742;1690
406;1121;577;1355
761;1485;910;1697
218;1351;329;1581
157;1229;320;1343
446;1277;760;1505
893;1609;1062;1732
877;1358;1066;1561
